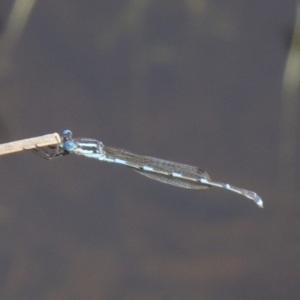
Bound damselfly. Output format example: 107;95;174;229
33;130;263;208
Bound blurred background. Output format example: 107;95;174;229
0;0;299;299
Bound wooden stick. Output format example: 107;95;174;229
0;133;61;156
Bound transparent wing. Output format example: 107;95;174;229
103;146;211;189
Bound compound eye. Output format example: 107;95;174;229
62;129;72;138
64;140;75;151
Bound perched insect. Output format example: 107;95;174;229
33;129;263;208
